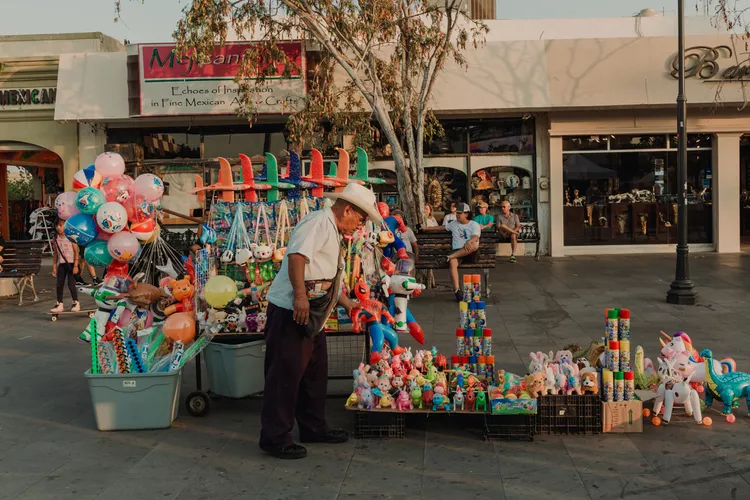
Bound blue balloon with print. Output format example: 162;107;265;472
64;213;98;246
75;187;106;215
84;239;114;267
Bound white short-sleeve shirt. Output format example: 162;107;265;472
266;208;343;310
445;220;481;250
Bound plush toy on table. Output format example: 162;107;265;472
350;276;405;365
376;202;409;264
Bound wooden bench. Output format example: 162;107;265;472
415;230;500;297
0;240;44;305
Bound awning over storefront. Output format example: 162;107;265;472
54;52;129;121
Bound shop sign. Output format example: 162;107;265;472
138;42;306;116
0;87;56;111
670;45;750;81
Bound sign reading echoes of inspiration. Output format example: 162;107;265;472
138;42;306;116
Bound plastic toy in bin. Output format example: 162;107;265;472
387;258;425;343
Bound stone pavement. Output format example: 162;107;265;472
2;254;750;499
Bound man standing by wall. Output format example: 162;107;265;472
260;184;382;459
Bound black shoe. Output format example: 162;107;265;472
92;277;102;286
75;279;88;286
300;429;349;444
260;443;307;459
454;289;463;302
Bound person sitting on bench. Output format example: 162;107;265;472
496;201;521;263
423;202;481;301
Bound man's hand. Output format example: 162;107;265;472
293;295;310;325
464;239;479;253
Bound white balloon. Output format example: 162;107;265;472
94;152;125;177
96;202;128;233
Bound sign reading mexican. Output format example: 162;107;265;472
0;87;56;111
138;42;306;116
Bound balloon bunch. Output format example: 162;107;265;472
55;152;165;267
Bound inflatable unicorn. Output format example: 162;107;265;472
660;331;735;384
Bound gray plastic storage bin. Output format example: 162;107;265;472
203;334;265;398
85;369;182;431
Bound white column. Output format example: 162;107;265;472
712;133;741;253
549;136;564;257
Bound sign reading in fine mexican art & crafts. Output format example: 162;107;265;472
138;42;306;116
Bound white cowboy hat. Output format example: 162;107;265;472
325;183;383;224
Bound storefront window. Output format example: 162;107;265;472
471;166;534;222
424;122;467;155
562;134;712;246
142;132;201;160
468;119;534;154
424;167;467;215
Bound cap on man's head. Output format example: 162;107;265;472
455;202;471;213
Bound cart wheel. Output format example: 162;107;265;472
186;391;210;417
88;312;95;318
51;315;58;322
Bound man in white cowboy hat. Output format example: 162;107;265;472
260;183;382;460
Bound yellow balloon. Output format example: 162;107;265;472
204;275;237;308
143;224;161;244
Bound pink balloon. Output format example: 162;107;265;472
107;231;141;262
123;194;154;223
94;152;126;177
101;176;134;204
133;174;164;202
55;191;80;220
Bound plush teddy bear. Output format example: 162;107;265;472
524;372;546;398
250;243;275;263
580;369;599;395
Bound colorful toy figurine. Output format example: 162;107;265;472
410;384;423;409
563;364;582;396
162;275;195;316
395;389;413;411
465;388;476;411
358;387;375;410
346;392;359;407
453;387;465;411
475;390;488;412
663;372;703;425
422;381;434;407
379;391;393;409
660;332;736;384
653;358;682;420
350;277;405;364
702;349;750;417
387;258;426;342
432;393;451;411
555;349;574;365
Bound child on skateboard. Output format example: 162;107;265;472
51;218;81;313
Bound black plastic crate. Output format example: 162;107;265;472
354;411;405;439
484;414;534;441
534;395;602;435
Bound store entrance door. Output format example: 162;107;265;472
0;142;63;241
740;136;750;249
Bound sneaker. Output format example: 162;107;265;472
454;289;463;302
75;278;87;286
50;302;64;314
509;255;517;263
92;277;102;286
71;301;81;312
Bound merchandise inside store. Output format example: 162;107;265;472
562;134;713;246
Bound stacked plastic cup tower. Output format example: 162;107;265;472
601;308;635;403
452;275;494;382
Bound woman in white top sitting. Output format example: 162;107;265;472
424;204;439;227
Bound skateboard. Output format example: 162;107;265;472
47;310;96;322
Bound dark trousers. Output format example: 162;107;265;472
56;263;78;303
260;303;328;448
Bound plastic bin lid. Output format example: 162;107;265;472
211;333;265;345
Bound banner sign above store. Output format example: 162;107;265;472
138;42;306;116
670;45;750;82
0;87;56;111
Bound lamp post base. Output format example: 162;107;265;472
666;279;697;305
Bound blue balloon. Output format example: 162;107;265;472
75;187;105;215
64;214;98;246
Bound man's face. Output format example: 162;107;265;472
457;211;469;223
501;203;511;215
339;204;367;236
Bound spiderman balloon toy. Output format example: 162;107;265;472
377;202;410;262
350;276;405;364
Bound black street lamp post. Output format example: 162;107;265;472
666;0;697;305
